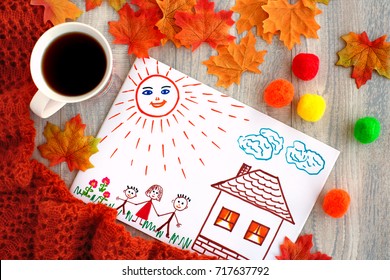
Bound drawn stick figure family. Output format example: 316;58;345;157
116;184;190;238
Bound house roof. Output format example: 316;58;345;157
211;166;295;224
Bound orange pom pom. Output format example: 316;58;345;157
322;189;350;218
263;79;294;108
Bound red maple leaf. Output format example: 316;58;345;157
174;0;235;51
276;234;332;260
131;0;160;10
108;4;165;58
336;31;390;88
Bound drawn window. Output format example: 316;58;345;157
214;207;240;232
244;221;269;246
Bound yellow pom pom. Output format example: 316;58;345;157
297;94;326;122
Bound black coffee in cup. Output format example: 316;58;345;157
42;32;107;96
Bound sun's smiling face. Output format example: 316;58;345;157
136;75;180;117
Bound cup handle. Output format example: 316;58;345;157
30;90;66;118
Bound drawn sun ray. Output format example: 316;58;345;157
127;111;137;121
109;112;121;120
175;76;187;83
128;75;138;86
110;148;118;158
124;130;131;139
165;67;172;76
121;89;134;93
101;58;251;179
160;119;164;133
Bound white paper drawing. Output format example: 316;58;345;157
70;57;339;260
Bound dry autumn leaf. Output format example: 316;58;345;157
231;0;274;44
174;0;235;51
336;31;390;89
262;0;321;50
302;0;329;10
156;0;197;47
276;234;332;260
30;0;83;25
203;31;266;88
38;114;100;172
131;0;160;10
108;4;166;58
85;0;126;11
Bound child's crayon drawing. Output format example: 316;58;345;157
71;58;339;260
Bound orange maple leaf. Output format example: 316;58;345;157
336;31;390;89
276;234;332;260
302;0;329;10
30;0;83;26
156;0;197;48
203;31;266;88
174;0;235;51
231;0;274;44
108;4;166;58
85;0;126;11
38;114;100;172
262;0;321;50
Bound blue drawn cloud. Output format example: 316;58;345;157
285;141;325;175
237;128;284;160
259;128;284;155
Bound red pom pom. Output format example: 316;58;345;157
263;79;294;108
292;53;319;81
322;189;350;218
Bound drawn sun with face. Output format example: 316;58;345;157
100;58;249;179
136;75;180;117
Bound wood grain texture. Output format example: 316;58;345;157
31;0;390;259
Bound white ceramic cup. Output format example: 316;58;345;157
30;22;113;118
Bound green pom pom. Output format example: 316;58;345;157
354;117;381;144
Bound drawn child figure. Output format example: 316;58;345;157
132;184;163;225
116;186;138;215
156;194;190;238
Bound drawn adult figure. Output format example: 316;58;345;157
115;186;138;215
132;184;163;225
156;194;190;238
135;75;180;117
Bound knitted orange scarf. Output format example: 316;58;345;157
0;0;213;260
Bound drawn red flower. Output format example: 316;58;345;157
103;191;111;198
89;179;98;188
102;177;110;185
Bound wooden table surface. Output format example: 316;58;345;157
31;0;390;260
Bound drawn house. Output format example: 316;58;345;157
192;163;295;260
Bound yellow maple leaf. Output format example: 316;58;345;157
30;0;83;26
203;31;267;88
85;0;126;11
38;114;100;172
262;0;321;50
156;0;197;47
231;0;274;44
